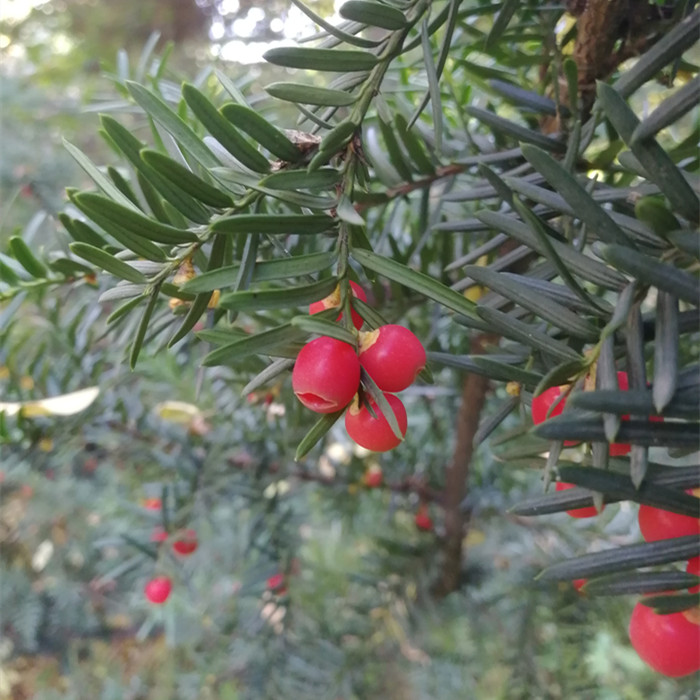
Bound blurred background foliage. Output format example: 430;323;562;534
1;1;698;699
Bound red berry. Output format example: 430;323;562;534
363;467;383;488
143;497;162;511
628;601;700;677
556;481;603;519
144;576;172;604
532;372;664;453
414;506;433;532
150;527;168;544
531;386;578;446
358;325;426;393
638;489;700;542
686;557;700;594
309;280;367;329
345;393;407;452
572;578;587;593
292;336;360;413
267;573;287;595
172;529;198;556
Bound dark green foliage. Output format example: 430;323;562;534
2;2;699;698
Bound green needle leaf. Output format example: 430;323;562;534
476;210;626;290
289;0;382;48
521;145;631;245
597;82;699;223
140;149;233;208
351;247;477;319
466;107;566;153
295;409;345;461
263;47;379;72
463;265;599;341
220;103;300;162
9;237;48;278
99;115;212;224
569;390;697;420
557;466;700;517
265;82;357;107
202;323;307;366
537;535;700;582
212;214;336;236
126;81;219;168
218;278;338;312
259;168;341;191
290;316;357;346
632;75;700;143
582;572;699;597
653;292;679;413
74;192;198;245
614;9;700;98
70;243;147;284
476;307;581;362
599;245;699;306
129;287;160;369
64;139;140;210
241;358;295;396
485;0;519;50
512;197;605;313
339;1;407;30
182;82;270;173
169;234;227;347
534;416;699;448
360;368;404;442
641;593;700;615
180;252;336;294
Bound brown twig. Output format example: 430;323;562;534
227;456;443;502
356;163;466;213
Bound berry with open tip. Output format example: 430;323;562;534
358;325;426;393
556;481;603;519
309;280;367;329
292;336;360;414
628;601;700;677
144;576;172;604
345;393;407;452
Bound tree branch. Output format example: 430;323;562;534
432;333;496;598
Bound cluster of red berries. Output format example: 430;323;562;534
293;281;426;453
142;498;199;605
632;488;700;676
532;375;700;677
569;497;700;676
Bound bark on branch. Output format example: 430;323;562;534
433;333;496;598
